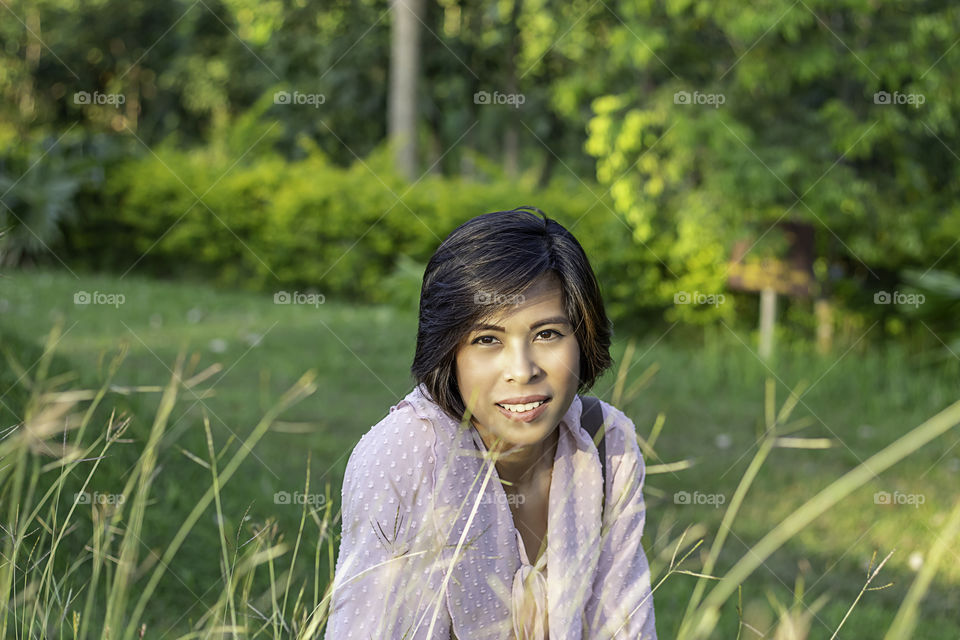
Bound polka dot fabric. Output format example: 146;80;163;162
324;384;656;639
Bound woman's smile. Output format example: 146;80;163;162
495;397;552;422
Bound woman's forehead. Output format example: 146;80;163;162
476;294;567;329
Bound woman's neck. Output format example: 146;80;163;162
487;428;558;489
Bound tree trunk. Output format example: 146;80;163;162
389;0;424;181
537;110;560;188
503;0;522;177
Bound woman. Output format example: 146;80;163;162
324;207;657;639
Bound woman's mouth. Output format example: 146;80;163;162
495;398;551;423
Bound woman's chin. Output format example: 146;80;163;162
494;421;555;446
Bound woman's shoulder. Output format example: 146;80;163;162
343;387;442;496
587;396;647;471
350;396;435;459
337;390;445;563
586;396;639;440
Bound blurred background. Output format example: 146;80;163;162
2;0;960;637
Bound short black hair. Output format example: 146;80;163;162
411;206;613;424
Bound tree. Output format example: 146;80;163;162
389;0;424;180
585;0;960;325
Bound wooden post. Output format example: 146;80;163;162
759;287;777;361
815;298;833;355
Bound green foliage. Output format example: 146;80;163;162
0;137;93;266
66;136;664;327
0;0;632;184
5;0;960;345
900;267;960;356
586;0;960;326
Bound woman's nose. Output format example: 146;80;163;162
502;346;542;382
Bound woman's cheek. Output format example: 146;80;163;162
548;345;579;374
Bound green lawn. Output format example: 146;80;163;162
2;268;959;637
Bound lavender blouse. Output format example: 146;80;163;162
324;383;657;639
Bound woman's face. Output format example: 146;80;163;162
454;273;581;449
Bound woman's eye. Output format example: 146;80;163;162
470;330;563;345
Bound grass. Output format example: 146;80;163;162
1;267;960;637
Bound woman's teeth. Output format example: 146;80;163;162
498;400;545;413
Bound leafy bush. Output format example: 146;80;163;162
65;140;666;329
0;136;98;267
57;128;955;348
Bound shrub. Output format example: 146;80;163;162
66;141;662;329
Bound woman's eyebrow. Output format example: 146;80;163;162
470;316;570;332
